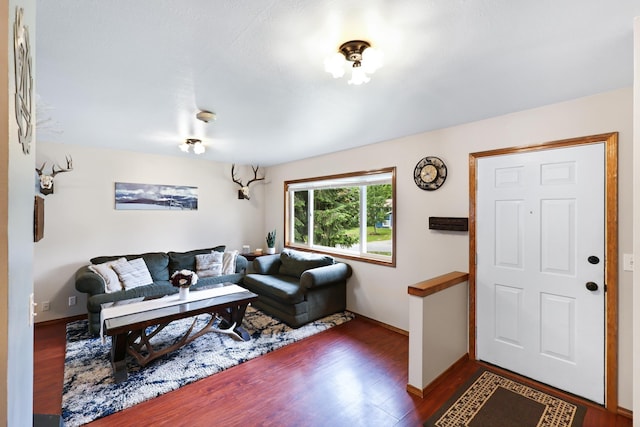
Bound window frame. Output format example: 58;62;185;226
284;167;396;267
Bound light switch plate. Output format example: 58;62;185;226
623;253;634;272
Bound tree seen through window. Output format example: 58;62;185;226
285;168;395;266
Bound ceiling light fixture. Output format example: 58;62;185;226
180;138;205;155
196;110;216;123
179;110;215;154
324;40;383;85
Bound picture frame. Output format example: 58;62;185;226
115;182;198;211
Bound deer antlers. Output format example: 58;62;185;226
230;164;243;187
36;155;73;195
51;155;73;177
36;155;73;177
231;164;265;200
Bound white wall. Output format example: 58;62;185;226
266;87;634;410
4;1;36;424
632;16;639;427
33;142;266;322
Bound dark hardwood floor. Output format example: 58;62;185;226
34;315;631;426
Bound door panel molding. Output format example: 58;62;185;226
468;132;618;411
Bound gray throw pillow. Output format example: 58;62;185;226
89;257;127;293
221;250;238;275
195;252;223;278
112;258;153;289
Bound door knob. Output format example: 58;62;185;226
585;282;599;291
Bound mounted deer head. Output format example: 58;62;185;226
35;155;73;195
231;164;265;200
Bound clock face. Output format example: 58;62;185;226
420;164;438;183
414;156;447;190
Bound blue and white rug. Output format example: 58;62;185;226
62;307;354;426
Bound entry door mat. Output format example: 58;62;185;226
62;307;354;427
424;369;586;427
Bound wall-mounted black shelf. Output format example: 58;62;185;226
429;217;468;232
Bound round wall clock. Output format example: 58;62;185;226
414;156;447;191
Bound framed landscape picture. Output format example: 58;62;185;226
115;182;198;210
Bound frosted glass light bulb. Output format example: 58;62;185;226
362;47;383;74
348;66;370;85
193;142;205;155
324;52;346;78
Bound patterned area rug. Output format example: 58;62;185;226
62;307;354;426
424;369;586;427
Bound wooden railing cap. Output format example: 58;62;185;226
408;271;469;298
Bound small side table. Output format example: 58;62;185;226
241;252;265;261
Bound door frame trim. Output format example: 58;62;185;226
468;132;618;411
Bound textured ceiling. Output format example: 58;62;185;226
36;1;640;166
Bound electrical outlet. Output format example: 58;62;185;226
42;301;50;311
623;253;634;272
68;296;77;306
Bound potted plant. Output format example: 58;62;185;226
266;229;276;254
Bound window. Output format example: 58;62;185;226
285;167;395;266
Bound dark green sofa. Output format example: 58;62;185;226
242;249;351;327
75;246;247;336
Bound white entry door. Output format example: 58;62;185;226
476;143;605;404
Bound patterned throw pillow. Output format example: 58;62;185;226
222;250;238;275
195;252;224;278
112;258;154;290
89;257;127;293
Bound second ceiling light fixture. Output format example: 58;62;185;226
180;110;216;154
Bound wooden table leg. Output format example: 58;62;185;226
229;303;251;341
111;333;129;383
215;303;251;341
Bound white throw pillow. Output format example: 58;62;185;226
89;257;127;293
221;250;238;275
112;258;153;290
195;252;223;278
